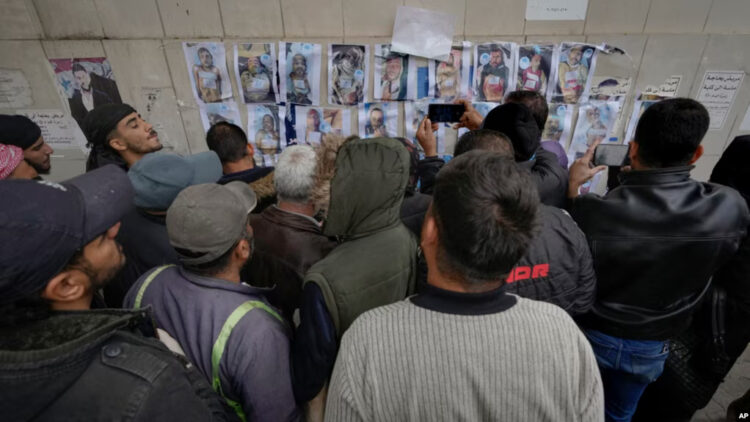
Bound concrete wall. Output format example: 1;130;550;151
1;0;749;181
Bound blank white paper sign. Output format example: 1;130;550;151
391;6;454;61
526;0;588;20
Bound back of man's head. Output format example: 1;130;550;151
634;98;709;168
481;102;541;161
432;151;538;283
275;145;317;204
206;122;249;164
505;90;549;131
454;129;514;159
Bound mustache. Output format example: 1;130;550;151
149;129;158;138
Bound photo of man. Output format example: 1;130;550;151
542;103;574;148
234;43;277;104
198;102;241;133
48;58;123;131
182;42;232;105
474;43;515;102
374;44;416;101
366;107;387;137
554;43;597;104
516;44;553;95
329;44;368;105
428;43;471;101
358;102;397;139
568;101;619;163
280;43;322;106
248;105;284;162
293;106;351;145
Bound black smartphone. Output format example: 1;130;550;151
428;104;465;123
594;144;630;167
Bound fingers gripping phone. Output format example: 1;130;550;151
428;104;465;123
594;144;630;167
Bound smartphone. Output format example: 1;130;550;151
428;104;465;123
594;144;630;167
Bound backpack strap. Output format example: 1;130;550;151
133;265;176;308
211;300;284;422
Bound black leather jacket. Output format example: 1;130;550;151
570;166;750;340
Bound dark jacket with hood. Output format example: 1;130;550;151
292;137;418;402
0;309;228;421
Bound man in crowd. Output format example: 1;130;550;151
247;145;336;321
419;94;568;208
447;129;595;315
206;121;275;212
325;151;603;421
85;104;163;172
293;136;417;408
124;182;300;421
104;151;223;307
0;143;38;180
0;166;227;421
0;114;54;175
567;98;750;420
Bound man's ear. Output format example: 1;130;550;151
420;204;439;251
246;142;255;158
108;136;127;152
235;238;251;261
41;271;88;306
689;144;704;165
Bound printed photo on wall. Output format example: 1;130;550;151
233;43;278;104
428;42;472;101
623;100;660;145
542;103;575;150
473;42;516;102
294;106;351;146
358;102;398;138
516;44;554;95
48;58;123;130
328;44;369;105
373;44;416;101
198;102;242;133
551;43;599;104
183;42;232;104
248;104;286;166
568;101;620;165
279;42;322;106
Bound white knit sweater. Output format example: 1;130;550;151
325;295;604;421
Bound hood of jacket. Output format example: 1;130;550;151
323;137;409;238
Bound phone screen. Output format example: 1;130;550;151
428;104;465;123
594;144;630;167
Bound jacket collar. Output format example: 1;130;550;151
179;266;272;296
263;205;321;233
410;282;517;316
619;165;694;186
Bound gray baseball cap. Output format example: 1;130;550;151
166;181;257;265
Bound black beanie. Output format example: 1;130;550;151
83;103;137;148
0;115;42;150
481;102;541;161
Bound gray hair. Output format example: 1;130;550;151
274;145;317;203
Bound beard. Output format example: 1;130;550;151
29;160;50;175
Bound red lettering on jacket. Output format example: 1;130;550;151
505;264;550;284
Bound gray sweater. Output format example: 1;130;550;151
325;291;603;421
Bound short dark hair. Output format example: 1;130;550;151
505;90;549;131
72;63;87;74
454;129;514;158
206;122;249;163
634;98;709;168
432;151;539;283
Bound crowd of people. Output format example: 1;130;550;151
0;90;749;422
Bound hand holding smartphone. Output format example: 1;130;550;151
428;104;465;123
593;144;630;167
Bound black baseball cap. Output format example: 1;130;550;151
0;165;134;304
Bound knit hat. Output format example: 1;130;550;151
0;144;24;180
0;115;42;150
481;102;541;161
83;103;137;148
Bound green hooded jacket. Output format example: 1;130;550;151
303;137;418;337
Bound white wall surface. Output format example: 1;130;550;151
0;0;747;182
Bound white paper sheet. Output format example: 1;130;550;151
183;42;233;104
16;109;87;150
233;43;279;104
279;42;322;106
551;42;599;105
328;44;369;105
358;102;398;139
640;75;681;100
526;0;589;20
696;70;746;131
0;69;33;108
248;104;286;165
568;101;620;166
428;42;472;101
294;106;351;146
198;101;242;133
391;6;455;61
586;76;631;101
374;44;417;101
473;42;517;102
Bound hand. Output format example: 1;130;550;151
416;117;439;157
568;139;607;198
454;99;482;130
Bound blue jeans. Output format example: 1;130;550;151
583;329;669;422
